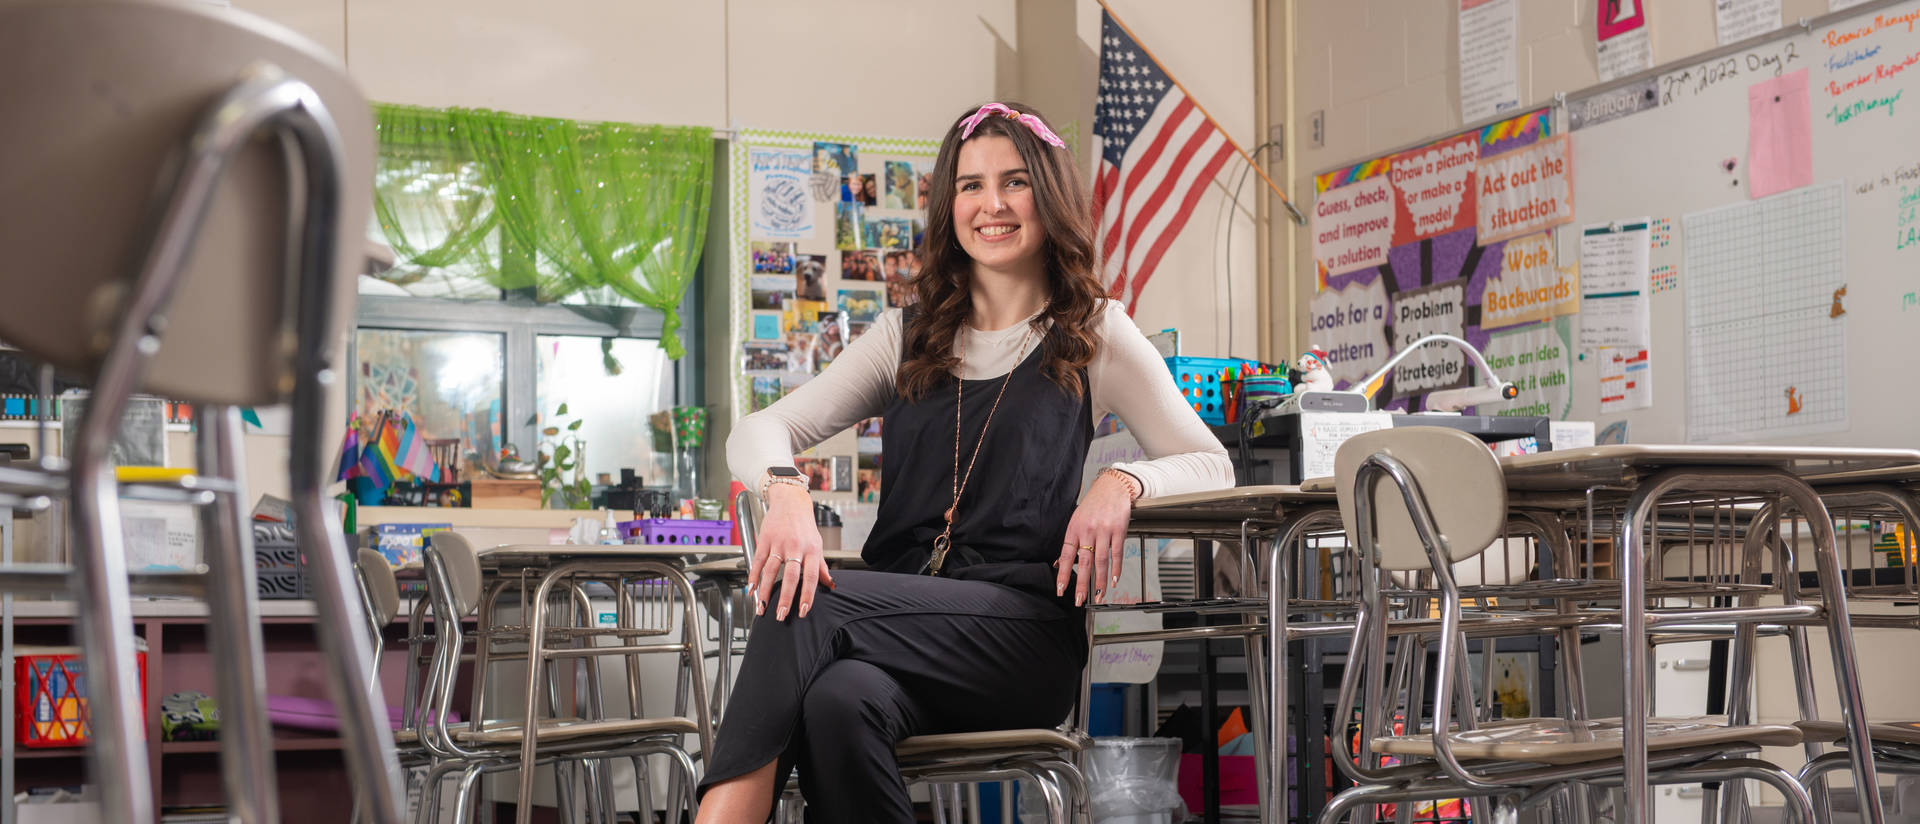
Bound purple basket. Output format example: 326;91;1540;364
617;518;734;546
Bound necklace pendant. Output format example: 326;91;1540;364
929;533;952;576
942;506;956;524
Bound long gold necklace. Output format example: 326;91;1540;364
928;313;1038;576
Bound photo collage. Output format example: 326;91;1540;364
743;138;935;502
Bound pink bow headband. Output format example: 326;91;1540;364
958;103;1067;149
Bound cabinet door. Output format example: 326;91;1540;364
1652;639;1715;821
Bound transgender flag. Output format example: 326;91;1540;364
1092;9;1236;315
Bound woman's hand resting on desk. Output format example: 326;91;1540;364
752;482;835;621
1055;469;1140;606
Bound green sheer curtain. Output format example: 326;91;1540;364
371;104;714;357
371;105;498;286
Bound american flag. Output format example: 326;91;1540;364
1093;10;1236;315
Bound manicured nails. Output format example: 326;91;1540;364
799;602;811;618
755;599;765;616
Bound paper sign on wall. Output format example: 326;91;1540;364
1389;133;1479;244
1598;346;1653;412
1747;69;1813;199
1312;176;1397;279
1477;135;1574;244
747;147;816;239
1299;411;1395;480
1391;280;1472;394
1480;317;1574;420
1459;0;1521;122
1481;233;1580;329
1716;0;1780;45
1091;536;1166;684
1305;278;1392;387
1596;0;1652;81
1579;220;1652;348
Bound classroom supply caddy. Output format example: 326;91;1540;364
1164;357;1276;425
15;644;149;748
618;518;734;546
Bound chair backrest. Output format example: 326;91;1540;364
0;0;372;406
1333;427;1507;573
354;548;401;628
733;488;762;568
423;531;483;619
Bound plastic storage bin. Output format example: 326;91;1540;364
1164;357;1265;425
15;644;148;748
254;524;306;600
617;518;734;546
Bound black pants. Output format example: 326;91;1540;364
697;569;1085;823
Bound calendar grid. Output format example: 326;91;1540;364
1682;183;1847;442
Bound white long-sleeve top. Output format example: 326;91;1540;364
728;300;1235;499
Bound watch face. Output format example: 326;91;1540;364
768;466;802;478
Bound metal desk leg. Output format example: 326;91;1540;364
1795;493;1885;824
515;572;559;824
717;579;736;717
1196;538;1218;824
2;507;12;824
1619;479;1661;824
1267;536;1289;824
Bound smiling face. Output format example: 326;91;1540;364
952;135;1045;277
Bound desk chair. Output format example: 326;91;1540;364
1322;427;1816;824
0;2;400;821
1795;720;1920;811
357;549;404;668
729;491;1091;823
418;533;704;823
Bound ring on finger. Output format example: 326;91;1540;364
768;555;785;564
785;558;803;566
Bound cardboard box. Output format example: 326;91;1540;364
469;478;541;510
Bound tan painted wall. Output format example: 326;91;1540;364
182;1;1263;511
1289;0;1908;791
1287;0;1831;350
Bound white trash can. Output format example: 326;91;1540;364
1022;737;1185;823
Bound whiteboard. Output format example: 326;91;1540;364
1565;0;1920;446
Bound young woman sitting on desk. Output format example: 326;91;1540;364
697;101;1234;823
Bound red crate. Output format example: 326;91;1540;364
15;646;148;748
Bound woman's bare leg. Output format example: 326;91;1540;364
694;759;779;824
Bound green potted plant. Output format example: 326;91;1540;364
537;403;591;509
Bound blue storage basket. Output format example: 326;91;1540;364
1165;356;1264;425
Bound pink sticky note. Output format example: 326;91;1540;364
1747;69;1813;199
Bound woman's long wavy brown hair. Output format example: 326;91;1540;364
895;101;1107;401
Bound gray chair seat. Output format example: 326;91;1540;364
1796;719;1920;747
1374;716;1802;766
895;727;1088;759
453;716;699;746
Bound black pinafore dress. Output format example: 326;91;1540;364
697;308;1094;821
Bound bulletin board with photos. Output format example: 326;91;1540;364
728;129;939;502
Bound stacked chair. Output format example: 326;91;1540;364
0;1;402;820
1321;427;1819;823
407;532;706;822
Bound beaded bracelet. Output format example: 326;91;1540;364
1101;468;1143;500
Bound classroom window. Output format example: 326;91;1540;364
352;328;505;447
534;335;676;487
350;294;695;482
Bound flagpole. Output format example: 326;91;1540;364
1097;0;1306;225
